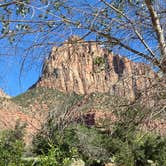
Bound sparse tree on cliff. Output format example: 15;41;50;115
0;0;165;73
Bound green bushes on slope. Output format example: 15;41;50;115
32;107;166;166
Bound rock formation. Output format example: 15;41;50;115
0;89;10;98
36;36;157;101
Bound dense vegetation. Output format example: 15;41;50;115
1;98;166;166
0;87;162;165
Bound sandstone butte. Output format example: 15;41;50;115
36;36;157;102
0;36;165;144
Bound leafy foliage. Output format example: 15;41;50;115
101;106;166;166
32;124;80;165
0;122;25;166
38;146;78;166
2;86;166;166
111;133;166;166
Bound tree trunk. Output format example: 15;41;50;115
145;0;166;73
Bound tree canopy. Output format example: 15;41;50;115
0;0;166;73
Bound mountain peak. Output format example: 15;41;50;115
35;38;157;101
67;35;83;42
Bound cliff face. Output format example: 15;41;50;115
36;36;156;101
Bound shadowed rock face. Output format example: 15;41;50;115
36;36;157;101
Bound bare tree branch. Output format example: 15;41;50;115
0;1;17;8
100;0;156;59
92;30;159;66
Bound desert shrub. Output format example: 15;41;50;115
32;121;80;165
32;120;108;165
0;122;26;166
32;115;80;154
93;57;105;67
12;87;66;109
93;56;106;73
71;125;108;165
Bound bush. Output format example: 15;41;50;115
108;133;166;166
93;57;105;67
32;122;107;165
0;123;25;166
32;122;80;165
38;145;78;166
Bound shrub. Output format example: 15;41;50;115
93;57;105;67
110;133;166;166
0;122;25;166
93;56;106;73
38;145;78;166
32;122;80;165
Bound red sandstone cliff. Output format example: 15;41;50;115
36;36;157;101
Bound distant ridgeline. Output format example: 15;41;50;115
35;36;157;101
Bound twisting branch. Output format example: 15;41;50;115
90;28;160;66
0;1;17;8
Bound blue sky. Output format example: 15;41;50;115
0;0;96;96
0;0;160;96
0;42;42;96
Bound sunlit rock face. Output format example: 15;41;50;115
36;36;157;101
